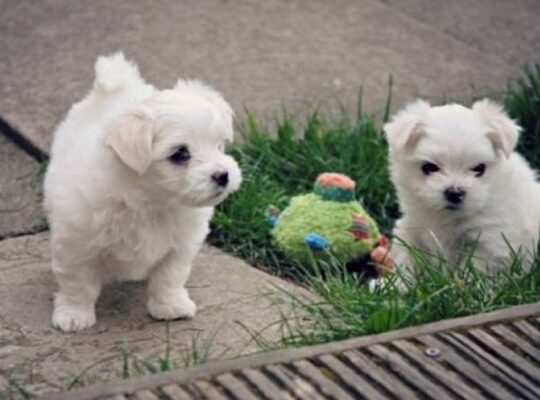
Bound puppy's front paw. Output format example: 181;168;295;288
147;289;196;320
52;304;96;332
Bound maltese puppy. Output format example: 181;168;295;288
44;53;242;332
383;99;540;281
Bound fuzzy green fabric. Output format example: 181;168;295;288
272;193;380;265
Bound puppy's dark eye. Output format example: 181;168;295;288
472;163;486;177
421;162;440;175
169;145;190;164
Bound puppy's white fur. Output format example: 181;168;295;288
384;99;540;278
44;53;241;332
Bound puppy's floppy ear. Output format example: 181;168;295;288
472;99;520;158
384;100;430;151
105;106;155;175
175;79;234;141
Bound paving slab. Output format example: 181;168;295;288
380;0;540;67
0;134;45;238
0;232;312;397
0;0;523;155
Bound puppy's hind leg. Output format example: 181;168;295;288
147;251;196;321
52;260;102;332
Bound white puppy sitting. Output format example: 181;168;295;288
44;53;242;332
384;99;540;279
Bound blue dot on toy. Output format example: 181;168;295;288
304;233;328;250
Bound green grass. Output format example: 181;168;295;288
504;64;540;168
0;378;34;400
273;246;540;347
209;66;540;346
209;88;398;279
64;324;227;392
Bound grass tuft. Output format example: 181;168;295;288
504;64;540;167
274;247;540;347
64;326;226;391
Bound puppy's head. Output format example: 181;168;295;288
384;99;520;214
105;80;241;207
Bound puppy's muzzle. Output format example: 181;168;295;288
444;187;466;205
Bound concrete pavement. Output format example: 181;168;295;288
382;0;540;66
0;233;311;397
1;0;539;236
2;0;537;156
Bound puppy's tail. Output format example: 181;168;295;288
93;52;143;95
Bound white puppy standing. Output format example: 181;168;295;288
44;53;242;332
384;99;540;279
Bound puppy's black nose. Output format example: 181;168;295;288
444;187;466;204
212;171;229;187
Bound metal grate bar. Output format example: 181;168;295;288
415;334;515;400
366;343;452;399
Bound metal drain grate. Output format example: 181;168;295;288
44;303;540;400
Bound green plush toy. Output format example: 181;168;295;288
267;173;393;276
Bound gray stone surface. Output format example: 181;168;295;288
1;0;531;154
0;233;311;397
0;134;45;238
381;0;540;67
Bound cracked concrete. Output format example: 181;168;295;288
0;134;45;239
